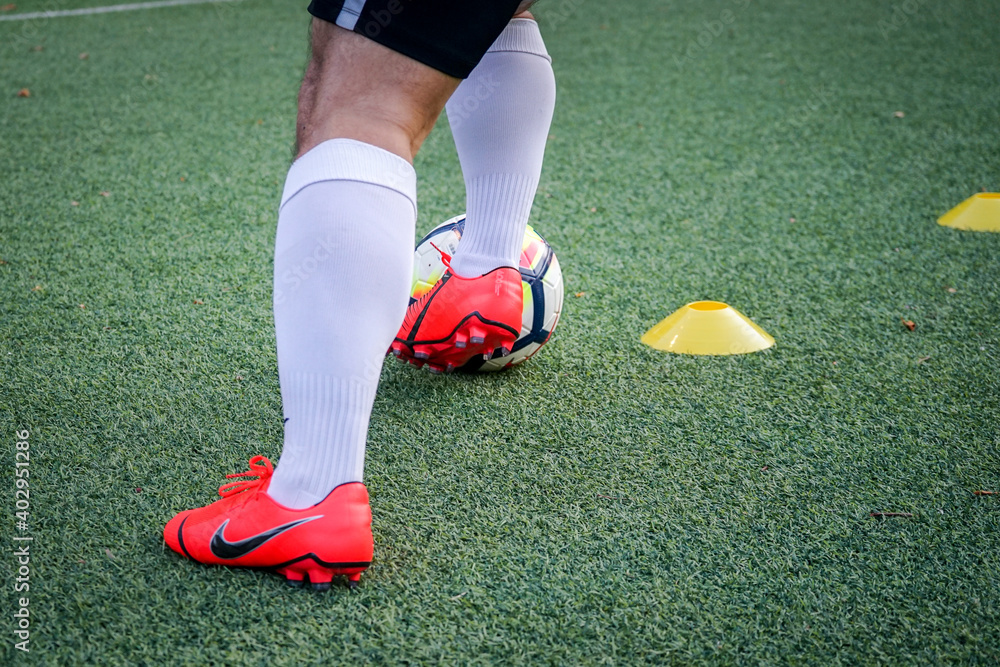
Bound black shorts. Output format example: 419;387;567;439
307;0;524;79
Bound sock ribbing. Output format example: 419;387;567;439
277;374;374;502
489;17;552;59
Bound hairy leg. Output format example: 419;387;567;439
294;19;462;162
294;56;320;157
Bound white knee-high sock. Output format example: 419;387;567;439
267;139;416;509
445;18;556;279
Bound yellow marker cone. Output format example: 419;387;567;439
938;193;1000;232
641;301;774;355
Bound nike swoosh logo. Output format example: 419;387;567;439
209;515;322;560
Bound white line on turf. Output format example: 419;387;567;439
0;0;239;22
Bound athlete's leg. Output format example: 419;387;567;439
295;20;460;162
266;22;462;508
164;22;452;585
446;13;555;278
165;3;529;587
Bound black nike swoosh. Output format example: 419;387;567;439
209;515;322;560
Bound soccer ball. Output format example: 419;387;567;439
410;215;564;372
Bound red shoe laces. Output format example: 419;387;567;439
218;455;274;498
429;242;452;270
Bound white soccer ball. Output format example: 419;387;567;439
410;215;564;372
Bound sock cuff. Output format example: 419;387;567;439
281;139;417;212
489;18;550;61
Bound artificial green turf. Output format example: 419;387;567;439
2;0;999;664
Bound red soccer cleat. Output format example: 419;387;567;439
391;250;522;373
163;456;373;591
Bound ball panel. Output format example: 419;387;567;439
519;225;549;278
519;281;533;338
410;217;465;303
540;253;564;334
